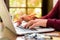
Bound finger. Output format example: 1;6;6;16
24;20;34;28
24;22;32;29
29;22;39;29
16;21;22;26
20;15;27;20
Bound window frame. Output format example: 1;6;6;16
9;0;42;15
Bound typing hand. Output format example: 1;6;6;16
14;14;35;27
24;19;47;29
15;18;22;27
20;14;35;22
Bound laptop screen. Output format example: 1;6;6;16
0;0;16;33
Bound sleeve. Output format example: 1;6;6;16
41;1;59;19
47;19;60;31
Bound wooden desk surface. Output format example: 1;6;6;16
1;27;60;40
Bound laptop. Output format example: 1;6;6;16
0;0;55;35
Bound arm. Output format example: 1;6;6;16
41;1;59;19
47;19;60;31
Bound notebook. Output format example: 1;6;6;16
0;0;55;35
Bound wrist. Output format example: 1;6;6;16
40;19;48;27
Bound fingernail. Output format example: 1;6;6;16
26;27;29;29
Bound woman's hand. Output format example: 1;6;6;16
15;14;35;26
15;18;23;27
24;19;48;29
21;14;35;21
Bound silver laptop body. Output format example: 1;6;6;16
0;0;55;35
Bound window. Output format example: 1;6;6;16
9;0;42;22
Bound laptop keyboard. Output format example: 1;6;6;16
18;26;37;31
13;21;54;34
17;21;37;31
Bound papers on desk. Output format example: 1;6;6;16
16;36;25;40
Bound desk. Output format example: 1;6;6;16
1;27;60;40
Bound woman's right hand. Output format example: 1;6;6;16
24;19;47;29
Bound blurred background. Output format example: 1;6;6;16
4;0;58;22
